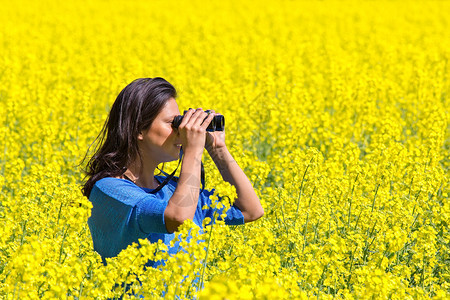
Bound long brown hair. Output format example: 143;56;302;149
81;77;177;197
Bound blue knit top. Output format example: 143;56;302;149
87;176;244;265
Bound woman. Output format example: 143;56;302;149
82;77;264;265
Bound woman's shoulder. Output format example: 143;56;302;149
94;177;137;190
90;177;149;204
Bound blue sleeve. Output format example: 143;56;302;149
200;189;245;226
88;178;169;258
135;196;169;234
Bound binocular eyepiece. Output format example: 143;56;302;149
172;109;225;132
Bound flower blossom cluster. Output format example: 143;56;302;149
0;0;449;299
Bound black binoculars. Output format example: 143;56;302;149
172;109;225;132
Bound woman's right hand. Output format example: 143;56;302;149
176;108;215;155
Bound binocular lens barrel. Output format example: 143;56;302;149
172;110;225;132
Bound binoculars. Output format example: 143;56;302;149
172;109;225;132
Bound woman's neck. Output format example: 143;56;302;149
125;160;159;189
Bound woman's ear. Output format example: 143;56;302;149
138;131;144;141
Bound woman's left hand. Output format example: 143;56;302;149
205;111;226;151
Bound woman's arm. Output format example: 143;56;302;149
164;109;215;233
207;146;264;222
205;121;264;223
164;149;202;233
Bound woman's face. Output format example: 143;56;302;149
138;97;182;163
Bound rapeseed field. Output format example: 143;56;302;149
1;0;449;298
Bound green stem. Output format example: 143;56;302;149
279;191;289;234
313;221;320;244
59;225;70;264
347;245;358;289
378;244;390;267
13;280;19;300
371;183;380;213
408;177;413;199
78;275;85;299
57;201;64;225
20;220;28;246
421;256;425;289
302;187;315;237
199;219;214;291
353;209;363;230
296;157;314;216
347;174;359;227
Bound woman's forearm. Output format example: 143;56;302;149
164;150;202;232
207;147;264;222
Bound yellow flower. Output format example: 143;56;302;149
1;0;449;298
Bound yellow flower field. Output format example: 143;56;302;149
1;0;449;298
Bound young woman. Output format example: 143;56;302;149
82;77;264;265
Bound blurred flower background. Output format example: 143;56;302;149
0;0;449;298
